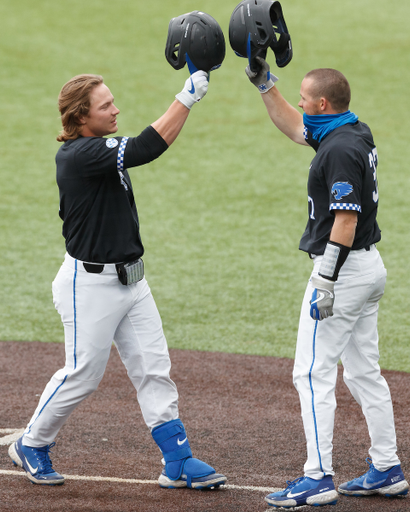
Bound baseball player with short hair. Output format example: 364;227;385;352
245;58;408;508
8;71;226;490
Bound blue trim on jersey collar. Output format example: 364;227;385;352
303;111;358;142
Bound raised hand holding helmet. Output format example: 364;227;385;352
245;56;278;93
176;71;209;110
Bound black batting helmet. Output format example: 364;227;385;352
165;11;226;74
229;0;292;72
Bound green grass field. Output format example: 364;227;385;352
1;0;409;371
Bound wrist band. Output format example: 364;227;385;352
318;241;351;281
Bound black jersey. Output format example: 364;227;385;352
56;126;168;263
299;121;381;255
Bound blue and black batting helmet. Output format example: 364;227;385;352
165;11;226;74
229;0;292;72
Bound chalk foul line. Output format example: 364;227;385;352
0;469;280;493
0;429;25;446
0;430;280;493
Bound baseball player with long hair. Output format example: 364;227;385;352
8;71;226;490
245;58;408;508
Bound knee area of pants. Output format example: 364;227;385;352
68;370;105;390
68;359;108;381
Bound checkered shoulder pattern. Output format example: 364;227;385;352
117;137;129;173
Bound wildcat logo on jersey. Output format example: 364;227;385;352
106;138;119;149
331;182;353;200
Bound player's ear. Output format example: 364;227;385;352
76;104;89;126
319;97;327;112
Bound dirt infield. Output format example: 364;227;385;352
0;341;408;512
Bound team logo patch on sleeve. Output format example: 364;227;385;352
331;182;353;200
106;138;119;149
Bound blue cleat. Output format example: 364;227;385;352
8;436;64;485
338;458;409;497
265;475;338;508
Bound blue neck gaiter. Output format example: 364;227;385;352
303;110;359;142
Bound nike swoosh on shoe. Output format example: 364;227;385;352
287;490;309;498
25;457;39;475
362;477;386;489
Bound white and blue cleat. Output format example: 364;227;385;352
265;475;338;508
8;436;64;485
158;464;227;489
338;458;409;497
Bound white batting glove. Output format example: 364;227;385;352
245;56;278;93
310;275;335;321
175;70;209;110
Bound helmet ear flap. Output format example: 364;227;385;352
270;31;292;67
165;16;187;70
269;1;293;67
168;42;181;67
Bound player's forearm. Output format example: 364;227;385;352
151;100;190;146
329;210;358;247
261;87;308;145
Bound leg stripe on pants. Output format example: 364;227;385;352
73;260;78;370
26;375;68;435
27;262;78;436
309;320;324;473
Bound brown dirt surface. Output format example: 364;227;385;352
0;341;408;512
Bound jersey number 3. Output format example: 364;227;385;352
368;148;379;203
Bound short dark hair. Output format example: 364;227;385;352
57;74;104;142
304;68;351;112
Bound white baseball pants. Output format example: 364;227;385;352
293;245;400;479
23;253;179;447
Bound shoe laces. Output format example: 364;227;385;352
34;442;56;474
284;476;305;490
365;457;376;473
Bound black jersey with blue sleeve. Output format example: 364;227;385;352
299;121;381;255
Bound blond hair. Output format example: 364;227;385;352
57;74;104;142
304;69;351;113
